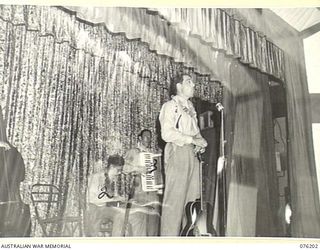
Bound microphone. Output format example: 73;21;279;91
216;103;224;112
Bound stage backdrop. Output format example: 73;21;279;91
0;5;222;236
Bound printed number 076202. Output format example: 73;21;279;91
300;244;318;248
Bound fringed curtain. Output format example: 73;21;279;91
150;8;285;80
0;5;222;236
67;7;285;83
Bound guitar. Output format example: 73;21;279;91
180;152;217;237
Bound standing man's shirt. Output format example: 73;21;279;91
159;95;204;146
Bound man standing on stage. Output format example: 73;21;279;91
159;74;207;236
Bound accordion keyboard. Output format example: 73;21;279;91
139;152;163;192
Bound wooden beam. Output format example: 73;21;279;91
300;21;320;38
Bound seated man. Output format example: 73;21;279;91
85;154;147;237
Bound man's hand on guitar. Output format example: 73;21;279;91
194;145;205;154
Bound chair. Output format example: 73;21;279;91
83;202;133;237
31;183;82;237
97;217;114;237
83;203;116;237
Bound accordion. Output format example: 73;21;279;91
138;152;164;192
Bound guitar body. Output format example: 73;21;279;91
180;199;201;236
194;203;217;237
181;199;217;237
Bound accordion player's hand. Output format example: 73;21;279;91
131;165;146;174
124;162;145;173
129;170;139;176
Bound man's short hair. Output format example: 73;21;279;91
138;129;152;139
107;154;124;167
169;73;192;96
